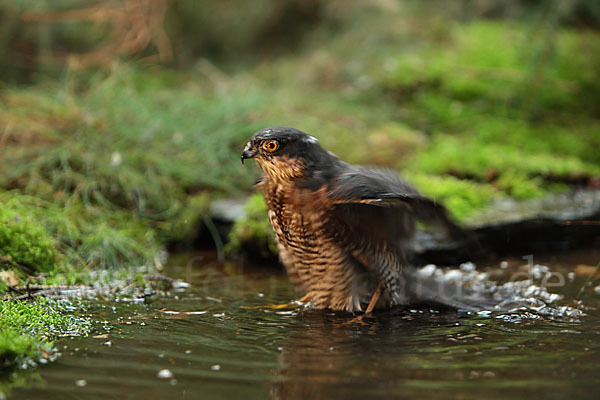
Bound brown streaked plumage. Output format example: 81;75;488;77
241;126;493;313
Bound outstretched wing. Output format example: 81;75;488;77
319;167;466;305
327;167;464;237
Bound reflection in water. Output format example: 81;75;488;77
270;306;600;400
270;309;462;400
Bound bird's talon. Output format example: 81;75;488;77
298;293;311;303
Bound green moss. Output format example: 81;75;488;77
0;191;162;273
494;170;547;200
386;21;600;114
382;20;600;201
406;173;498;222
411;135;599;179
0;298;90;371
0;206;59;273
226;193;276;258
0;276;8;292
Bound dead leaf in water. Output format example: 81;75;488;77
160;310;208;315
205;296;222;303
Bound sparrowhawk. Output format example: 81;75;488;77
241;126;493;313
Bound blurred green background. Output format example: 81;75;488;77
1;0;600;276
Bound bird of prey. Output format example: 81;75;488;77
241;126;492;313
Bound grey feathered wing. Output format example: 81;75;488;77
325;167;499;311
327;167;464;237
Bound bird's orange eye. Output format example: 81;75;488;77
264;140;279;152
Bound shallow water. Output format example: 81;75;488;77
9;250;600;400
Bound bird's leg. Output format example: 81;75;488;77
364;281;383;314
338;282;383;326
298;293;311;304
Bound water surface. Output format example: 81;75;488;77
10;250;600;400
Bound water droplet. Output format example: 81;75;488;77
157;369;173;379
460;262;476;272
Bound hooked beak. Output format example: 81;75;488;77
241;142;256;164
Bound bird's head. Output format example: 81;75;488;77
241;126;338;183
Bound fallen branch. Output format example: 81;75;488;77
7;290;54;301
3;284;93;302
11;285;92;291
